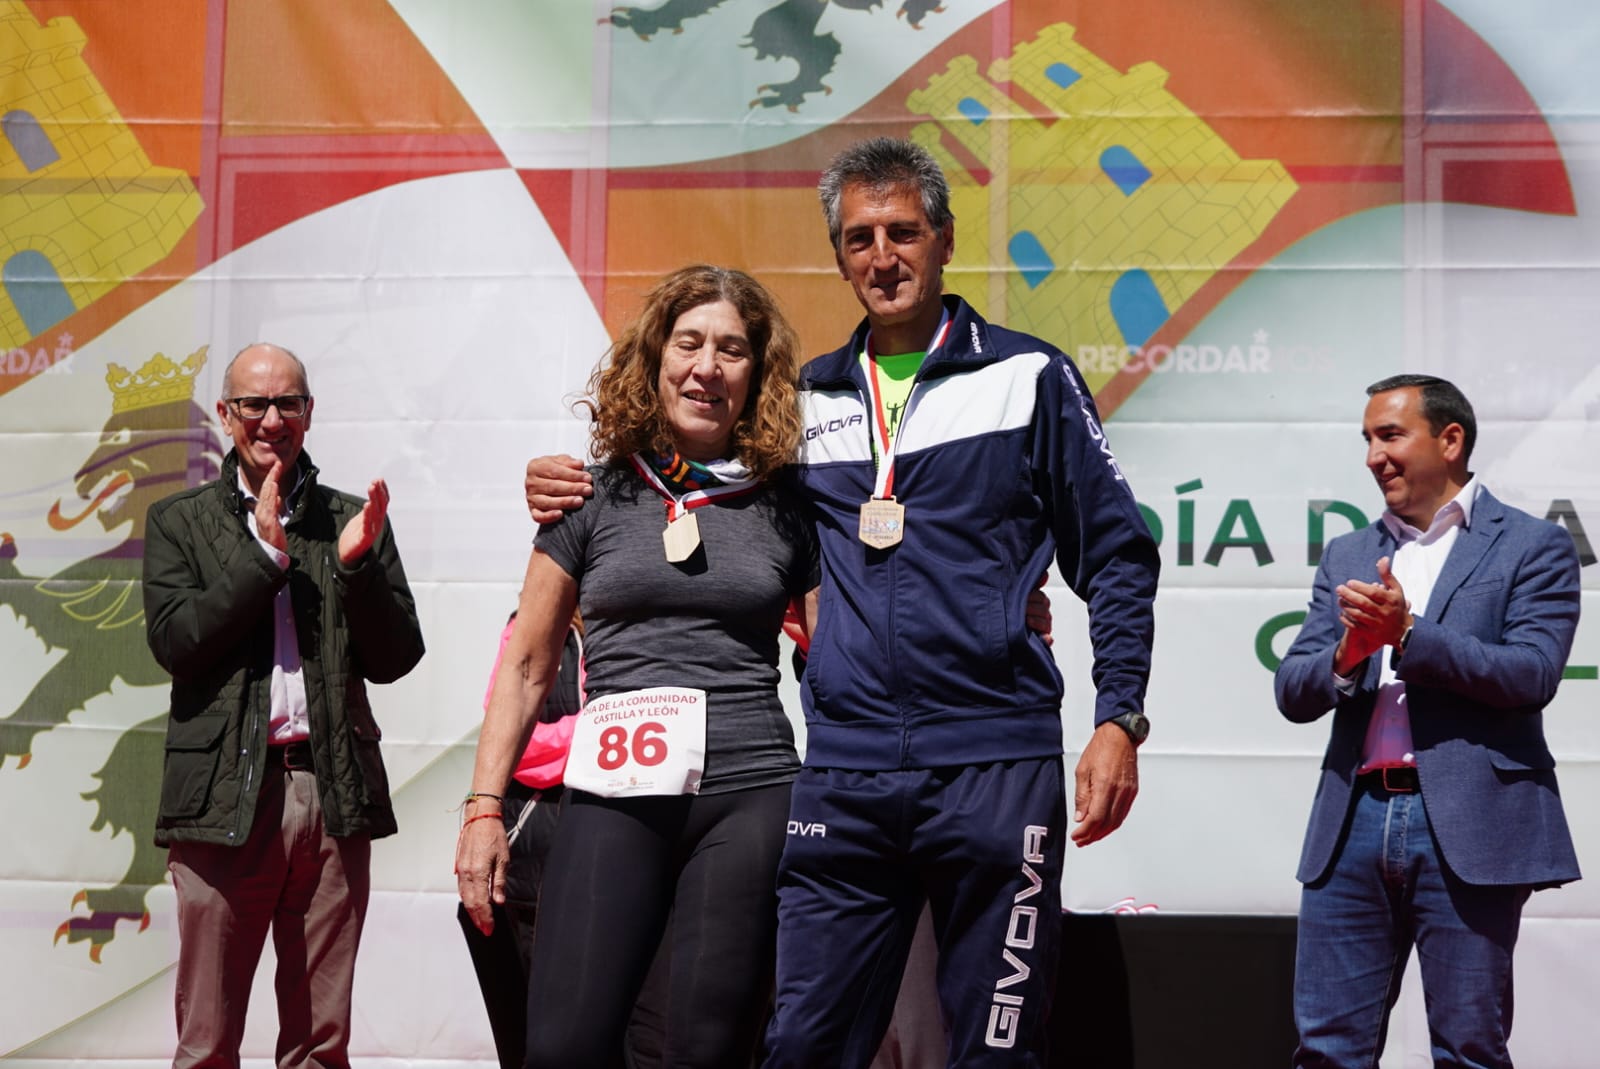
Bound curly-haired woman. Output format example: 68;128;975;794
456;264;815;1068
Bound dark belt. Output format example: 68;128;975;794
1358;766;1418;794
267;740;314;772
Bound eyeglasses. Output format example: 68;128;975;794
226;395;311;421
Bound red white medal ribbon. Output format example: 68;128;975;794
861;313;951;501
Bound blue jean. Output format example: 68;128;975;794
1293;782;1531;1069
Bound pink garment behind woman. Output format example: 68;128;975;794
483;618;585;790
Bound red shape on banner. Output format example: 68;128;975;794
521;170;577;259
220;134;507;254
1418;0;1573;215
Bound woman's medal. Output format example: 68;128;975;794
631;454;759;563
663;511;701;562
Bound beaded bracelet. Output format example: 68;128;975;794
463;791;505;805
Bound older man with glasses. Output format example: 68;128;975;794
143;341;425;1069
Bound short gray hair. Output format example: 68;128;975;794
818;137;954;250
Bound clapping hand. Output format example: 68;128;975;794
338;478;390;566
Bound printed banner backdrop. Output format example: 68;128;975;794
1;0;1595;1065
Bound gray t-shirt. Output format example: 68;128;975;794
535;464;816;794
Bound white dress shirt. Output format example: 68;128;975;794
1356;477;1481;771
237;468;311;744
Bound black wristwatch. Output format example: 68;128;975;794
1106;711;1150;747
1391;623;1414;669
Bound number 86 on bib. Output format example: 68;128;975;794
563;687;707;798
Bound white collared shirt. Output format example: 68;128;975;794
237;468;311;744
1357;476;1481;771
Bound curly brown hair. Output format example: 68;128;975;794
583;265;803;479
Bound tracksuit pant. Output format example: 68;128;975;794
764;757;1066;1068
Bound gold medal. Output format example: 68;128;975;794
663;511;701;562
858;497;905;549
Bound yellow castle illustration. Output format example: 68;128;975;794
0;1;202;351
907;22;1296;393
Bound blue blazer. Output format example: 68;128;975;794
1275;489;1582;887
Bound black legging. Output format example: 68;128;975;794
523;781;791;1069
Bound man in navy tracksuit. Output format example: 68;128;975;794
760;138;1159;1066
524;138;1159;1065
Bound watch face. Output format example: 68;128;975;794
1115;713;1149;743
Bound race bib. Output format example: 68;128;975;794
562;687;706;798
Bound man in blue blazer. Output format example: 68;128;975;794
1275;374;1581;1068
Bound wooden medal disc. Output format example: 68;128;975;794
663;512;701;562
858;497;905;549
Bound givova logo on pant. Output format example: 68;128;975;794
986;824;1049;1049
